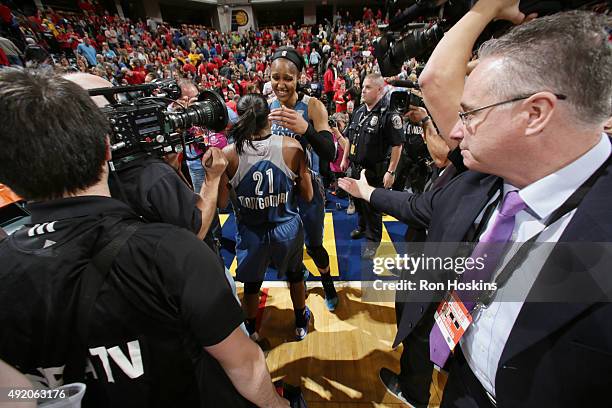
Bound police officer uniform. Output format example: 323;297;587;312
0;196;252;407
346;97;404;247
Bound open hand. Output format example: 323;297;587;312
338;169;375;202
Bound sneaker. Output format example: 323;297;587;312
350;228;364;239
379;367;427;408
322;280;339;312
362;246;378;260
295;306;311;341
347;200;356;215
324;293;339;312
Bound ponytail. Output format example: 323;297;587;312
230;93;270;155
231;107;257;155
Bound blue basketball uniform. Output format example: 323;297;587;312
230;135;304;283
270;95;325;248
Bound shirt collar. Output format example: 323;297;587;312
27;196;138;224
505;134;611;220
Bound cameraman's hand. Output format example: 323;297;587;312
475;0;531;25
407;106;429;124
202;147;227;180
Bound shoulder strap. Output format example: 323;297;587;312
63;222;140;383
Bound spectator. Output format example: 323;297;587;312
76;36;97;67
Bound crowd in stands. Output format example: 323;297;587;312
0;0;422;117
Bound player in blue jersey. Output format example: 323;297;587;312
267;47;340;311
219;93;314;341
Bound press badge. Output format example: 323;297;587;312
433;292;473;350
350;144;356;155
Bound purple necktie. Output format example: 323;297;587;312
429;191;527;368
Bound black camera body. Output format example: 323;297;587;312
328;117;337;128
376;0;596;77
89;82;228;168
389;90;425;114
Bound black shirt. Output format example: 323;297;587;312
109;157;221;255
109;157;202;234
346;98;404;168
0;196;247;407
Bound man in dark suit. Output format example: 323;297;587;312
340;1;612;406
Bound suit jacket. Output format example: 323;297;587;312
370;158;612;407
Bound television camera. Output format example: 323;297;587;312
375;0;600;77
88;80;228;169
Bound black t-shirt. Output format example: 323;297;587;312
109;157;202;234
109;157;222;255
0;196;248;407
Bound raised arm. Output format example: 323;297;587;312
419;0;529;143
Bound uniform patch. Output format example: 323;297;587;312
370;116;378;126
392;114;403;130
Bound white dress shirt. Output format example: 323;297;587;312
460;134;611;398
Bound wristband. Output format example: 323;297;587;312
386;170;396;177
419;116;431;126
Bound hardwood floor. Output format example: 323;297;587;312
242;284;447;407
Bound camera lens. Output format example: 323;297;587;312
166;90;228;132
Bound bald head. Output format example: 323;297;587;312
63;73;113;107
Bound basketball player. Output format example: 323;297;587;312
220;93;314;341
267;46;339;311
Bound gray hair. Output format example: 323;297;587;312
478;11;612;126
364;73;385;87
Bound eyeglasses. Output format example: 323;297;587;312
458;93;567;128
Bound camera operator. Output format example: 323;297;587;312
340;73;404;259
70;74;224;255
0;69;289;408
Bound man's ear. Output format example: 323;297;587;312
104;136;112;161
523;92;557;137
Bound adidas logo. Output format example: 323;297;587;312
27;221;57;237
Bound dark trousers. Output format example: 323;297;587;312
325;91;335;113
440;347;496;408
396;302;437;406
353;165;383;243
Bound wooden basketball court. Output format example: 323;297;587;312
224;193;447;406
237;283;447;407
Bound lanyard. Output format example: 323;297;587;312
476;153;611;307
349;107;379;160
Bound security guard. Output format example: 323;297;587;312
341;73;404;258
